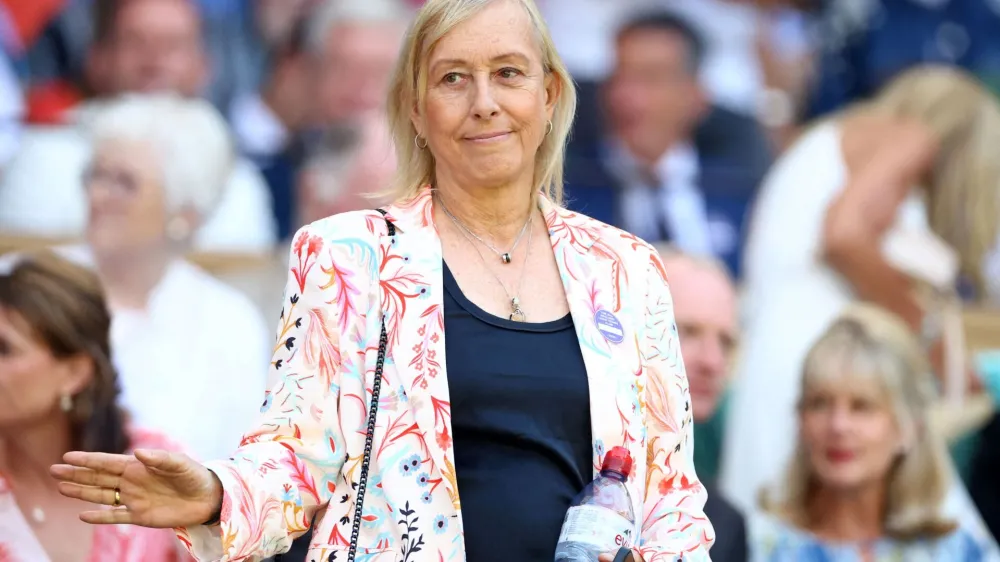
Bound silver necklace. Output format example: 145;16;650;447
440;198;533;321
438;197;531;265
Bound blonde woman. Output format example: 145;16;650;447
721;66;1000;514
48;0;714;561
750;304;993;561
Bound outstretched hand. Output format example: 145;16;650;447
50;449;222;528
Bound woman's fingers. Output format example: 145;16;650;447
49;464;120;488
62;451;130;475
80;506;134;525
57;482;121;506
133;449;187;473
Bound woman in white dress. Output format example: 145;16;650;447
720;66;1000;535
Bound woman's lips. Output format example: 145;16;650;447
465;131;511;143
825;449;856;463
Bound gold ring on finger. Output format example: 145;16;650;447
113;488;121;507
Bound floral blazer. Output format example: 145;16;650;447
177;187;715;561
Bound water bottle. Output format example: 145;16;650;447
554;446;636;561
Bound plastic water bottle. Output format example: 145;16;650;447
554;446;636;561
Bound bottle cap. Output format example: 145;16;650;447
601;446;633;478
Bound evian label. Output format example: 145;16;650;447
557;505;634;550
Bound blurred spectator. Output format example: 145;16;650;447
0;250;190;561
296;113;397;226
251;0;408;240
658;246;747;562
666;0;813;118
564;11;770;277
61;95;270;463
805;0;1000;120
229;7;313;163
723;67;1000;541
0;0;278;254
752;304;994;560
541;0;814;148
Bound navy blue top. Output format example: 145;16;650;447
442;261;594;561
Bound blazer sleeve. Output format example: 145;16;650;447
635;249;716;561
176;225;355;561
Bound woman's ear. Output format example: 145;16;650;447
165;206;201;243
543;71;562;119
59;353;95;398
410;96;424;139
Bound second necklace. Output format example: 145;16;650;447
440;199;533;321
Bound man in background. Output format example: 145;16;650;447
565;12;769;278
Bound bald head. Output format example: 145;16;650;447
660;249;738;422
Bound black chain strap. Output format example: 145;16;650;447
347;210;394;562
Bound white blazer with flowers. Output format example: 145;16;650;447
177;187;715;561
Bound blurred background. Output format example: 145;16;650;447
0;0;999;560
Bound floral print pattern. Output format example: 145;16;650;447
176;187;714;561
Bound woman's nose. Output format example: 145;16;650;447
471;77;500;119
827;406;854;433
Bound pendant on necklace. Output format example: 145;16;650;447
31;506;45;524
500;252;512;264
509;297;525;322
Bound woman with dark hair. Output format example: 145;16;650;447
0;251;187;561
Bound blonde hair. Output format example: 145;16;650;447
761;303;957;540
384;0;577;205
860;66;1000;295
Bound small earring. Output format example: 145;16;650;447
60;393;73;413
545;120;553;136
414;135;428;149
166;216;191;242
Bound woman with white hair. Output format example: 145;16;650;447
751;304;992;561
50;1;714;561
61;94;270;463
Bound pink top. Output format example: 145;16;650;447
0;427;191;562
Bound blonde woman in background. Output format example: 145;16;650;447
721;66;1000;532
750;304;993;561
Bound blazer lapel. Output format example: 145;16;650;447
542;198;645;474
380;190;461;512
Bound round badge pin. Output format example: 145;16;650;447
594;309;625;344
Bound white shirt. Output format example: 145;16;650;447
58;246;272;462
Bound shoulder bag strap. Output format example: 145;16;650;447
347;209;394;562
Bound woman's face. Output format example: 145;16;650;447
799;377;903;492
415;0;558;191
0;307;86;428
85;138;171;257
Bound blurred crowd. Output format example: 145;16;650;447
0;0;999;560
